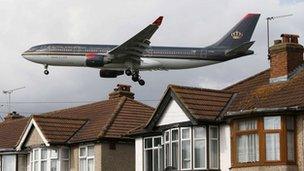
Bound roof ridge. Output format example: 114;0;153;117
223;69;269;90
33;115;87;121
169;84;233;94
98;97;127;138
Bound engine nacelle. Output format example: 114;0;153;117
99;70;124;78
85;53;111;67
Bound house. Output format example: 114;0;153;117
130;33;304;171
0;84;155;171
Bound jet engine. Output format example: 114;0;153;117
85;53;111;67
99;70;124;78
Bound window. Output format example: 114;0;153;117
236;120;259;163
231;116;296;167
1;155;16;171
79;145;95;171
29;148;67;171
161;126;217;170
181;128;191;170
164;131;170;168
193;127;206;169
144;136;163;171
264;116;281;161
171;129;179;169
61;148;70;171
209;126;219;169
287;117;295;161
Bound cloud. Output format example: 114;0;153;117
0;0;303;117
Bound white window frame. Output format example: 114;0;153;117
79;145;95;171
28;148;65;171
143;136;163;171
209;126;219;169
193;126;207;170
61;147;70;171
164;130;171;168
181;127;191;170
171;128;179;170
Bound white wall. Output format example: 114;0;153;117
157;99;190;126
135;138;143;171
220;124;231;171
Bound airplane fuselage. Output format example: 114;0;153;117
22;44;235;71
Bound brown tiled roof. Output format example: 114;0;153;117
224;69;304;112
170;85;234;121
0;96;154;149
42;97;154;143
33;115;87;144
0;118;30;149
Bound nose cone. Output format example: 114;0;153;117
22;51;30;60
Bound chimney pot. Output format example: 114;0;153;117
3;111;24;122
274;40;282;45
281;34;299;43
109;84;134;99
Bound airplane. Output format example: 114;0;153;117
22;13;260;86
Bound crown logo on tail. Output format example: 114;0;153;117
231;31;243;40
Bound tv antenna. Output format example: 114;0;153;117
2;86;26;113
266;14;293;58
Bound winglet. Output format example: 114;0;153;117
152;16;163;26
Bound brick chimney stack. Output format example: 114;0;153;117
3;111;24;122
109;84;135;99
269;34;304;83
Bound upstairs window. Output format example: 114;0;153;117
264;116;281;161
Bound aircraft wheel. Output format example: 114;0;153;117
132;75;139;82
44;70;49;75
125;69;132;76
138;79;145;86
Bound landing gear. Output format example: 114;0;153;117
126;69;145;86
138;79;145;86
44;65;49;75
44;70;49;75
125;69;132;76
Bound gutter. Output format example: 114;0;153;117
225;106;304;118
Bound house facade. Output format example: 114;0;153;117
131;34;304;171
0;84;154;171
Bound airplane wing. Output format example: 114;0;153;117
108;16;163;60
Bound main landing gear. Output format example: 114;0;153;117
44;65;49;75
125;69;145;86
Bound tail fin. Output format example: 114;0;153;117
212;13;260;48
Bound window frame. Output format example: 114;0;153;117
209;126;219;169
181;127;192;170
231;115;297;168
235;119;259;163
143;136;163;171
79;145;95;171
170;128;179;170
192;126;207;170
264;116;282;162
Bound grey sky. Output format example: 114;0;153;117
0;0;303;116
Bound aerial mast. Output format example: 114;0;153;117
2;86;26;113
266;14;293;58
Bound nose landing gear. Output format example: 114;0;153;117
126;69;145;86
44;65;49;75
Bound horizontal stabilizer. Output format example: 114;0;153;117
225;41;255;56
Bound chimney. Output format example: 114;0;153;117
108;84;135;99
269;34;304;83
3;111;24;122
